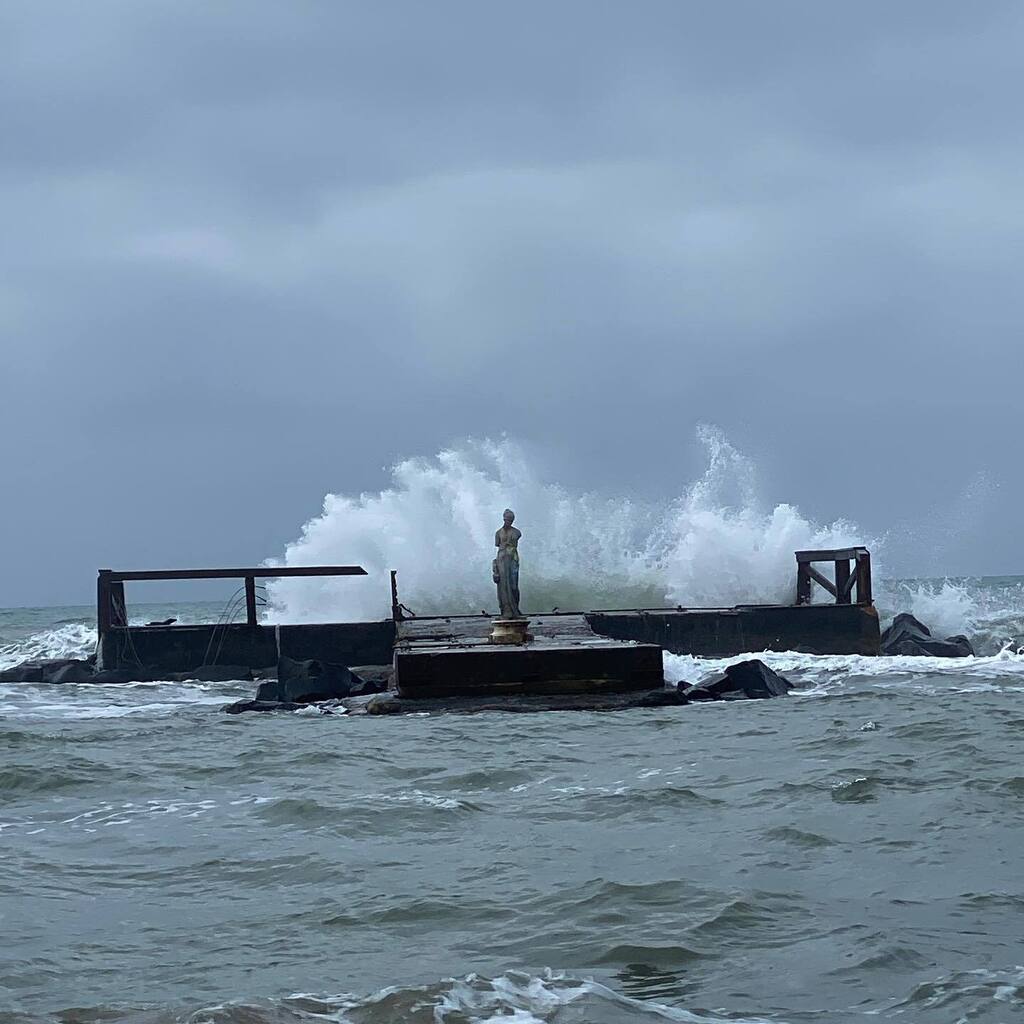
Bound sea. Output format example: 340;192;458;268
2;573;1023;1024
3;435;1024;1023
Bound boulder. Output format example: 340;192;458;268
632;687;691;708
348;665;393;694
44;660;98;684
258;656;356;703
0;658;97;683
682;659;793;702
880;613;974;657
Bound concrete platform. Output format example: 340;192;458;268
90;601;879;683
394;615;664;698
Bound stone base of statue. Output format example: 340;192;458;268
489;617;533;645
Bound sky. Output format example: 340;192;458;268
1;1;1021;606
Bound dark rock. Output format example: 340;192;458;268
880;612;974;657
171;665;253;683
43;660;97;684
0;658;99;683
258;656;356;703
683;659;793;702
348;673;389;697
90;669;159;683
632;687;691;707
349;665;393;692
366;693;403;715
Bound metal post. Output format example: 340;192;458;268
391;570;402;621
97;570;112;633
245;575;258;626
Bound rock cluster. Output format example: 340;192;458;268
680;659;793;702
0;657;258;684
880;613;974;658
223;659;390;713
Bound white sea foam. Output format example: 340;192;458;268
0;622;96;671
279;970;777;1024
0;682;239;721
265;426;866;622
2;429;1019;682
663;647;1024;695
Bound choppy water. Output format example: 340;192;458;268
2;583;1024;1024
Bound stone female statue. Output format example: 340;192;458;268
492;509;522;619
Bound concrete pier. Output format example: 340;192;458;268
393;615;663;698
94;602;879;676
84;549;880;684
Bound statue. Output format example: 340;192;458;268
492;509;522;618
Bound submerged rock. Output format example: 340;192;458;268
223;699;305;714
633;687;691;707
170;665;253;683
257;656;358;703
42;660;98;684
0;658;90;683
683;659;793;702
880;613;974;658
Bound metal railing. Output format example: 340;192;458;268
97;565;367;631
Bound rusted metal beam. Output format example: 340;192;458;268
244;576;258;626
98;570;113;633
105;566;367;582
390;570;401;621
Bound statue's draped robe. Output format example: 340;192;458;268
494;526;522;618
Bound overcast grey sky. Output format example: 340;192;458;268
1;1;1021;606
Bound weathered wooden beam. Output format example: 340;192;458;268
834;558;851;605
855;550;873;605
796;562;812;605
807;565;838;597
795;547;867;563
106;566;367;582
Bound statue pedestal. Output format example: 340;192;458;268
489;618;533;645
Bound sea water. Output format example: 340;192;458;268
2;432;1023;1023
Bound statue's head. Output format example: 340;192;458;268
503;508;515;526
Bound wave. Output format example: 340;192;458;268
265;426;866;622
263;427;1021;652
0;621;96;671
2;428;1019;672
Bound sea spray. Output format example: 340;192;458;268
265;426;868;622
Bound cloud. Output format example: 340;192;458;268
1;1;1022;602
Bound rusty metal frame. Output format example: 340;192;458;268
97;565;367;631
